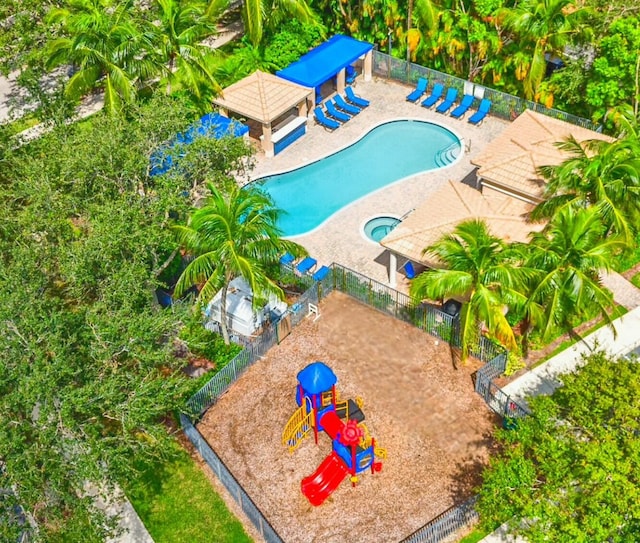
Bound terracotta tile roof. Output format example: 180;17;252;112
471;110;612;200
380;181;544;266
213;71;313;124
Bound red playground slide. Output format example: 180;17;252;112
301;451;349;506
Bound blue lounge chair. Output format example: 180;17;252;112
312;265;331;282
345;87;369;108
468;99;492;125
334;94;361;115
314;107;340;130
450;94;474;119
296;256;317;275
435;88;458;114
280;252;295;266
346;65;357;85
406;77;428;102
421;83;444;108
404;261;416;279
325;100;350;123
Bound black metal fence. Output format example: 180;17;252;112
400;496;479;543
180;414;284;543
372;50;600;132
183;263;530;542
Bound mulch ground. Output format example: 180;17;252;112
197;291;499;543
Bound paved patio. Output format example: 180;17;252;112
248;77;510;289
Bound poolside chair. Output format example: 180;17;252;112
314;107;340;131
406;77;428;102
346;65;357;85
450;94;474;119
468;99;492;125
325;100;351;123
435;88;458;114
334;94;361;115
296;256;317;276
345;87;369;108
404;261;417;280
312;265;331;282
421;83;444;108
280;252;296;267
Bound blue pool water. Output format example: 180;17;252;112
363;216;401;242
256;120;461;237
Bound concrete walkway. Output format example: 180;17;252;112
501;306;640;406
601;270;640;310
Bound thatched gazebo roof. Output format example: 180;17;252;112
213;70;313;124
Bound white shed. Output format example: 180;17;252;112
204;276;288;337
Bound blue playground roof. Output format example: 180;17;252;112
276;35;373;89
150;113;248;176
297;361;337;395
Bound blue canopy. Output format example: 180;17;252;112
297;361;337;395
276;35;373;89
150;113;249;176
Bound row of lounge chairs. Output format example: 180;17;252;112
314;87;370;131
280;253;331;282
406;77;492;125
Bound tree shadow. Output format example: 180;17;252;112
445;429;501;503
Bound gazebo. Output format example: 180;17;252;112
213;70;314;157
277;34;373;103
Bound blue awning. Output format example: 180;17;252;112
150;113;248;176
276;35;373;89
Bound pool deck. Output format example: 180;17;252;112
249;77;510;289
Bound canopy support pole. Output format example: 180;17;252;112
364;51;373;82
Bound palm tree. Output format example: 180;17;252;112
410;219;528;361
605;102;640;140
173;182;306;345
498;0;590;99
532;137;640;243
524;206;625;342
243;0;318;47
150;0;226;101
45;0;158;114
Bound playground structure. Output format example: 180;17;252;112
282;361;386;506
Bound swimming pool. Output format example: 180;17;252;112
256;120;462;237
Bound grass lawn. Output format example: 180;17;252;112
2;114;40;136
124;443;252;543
458;528;490;543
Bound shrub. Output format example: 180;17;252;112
264;21;325;70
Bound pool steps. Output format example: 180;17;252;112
434;143;461;168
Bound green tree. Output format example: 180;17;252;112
0;95;203;540
244;0;319;46
477;350;640;541
524;206;623;342
606;102;640;140
586;16;640;123
532;137;640;243
498;0;590;99
173;183;306;344
150;0;226;104
45;0;157;114
0;0;56;72
409;219;527;361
